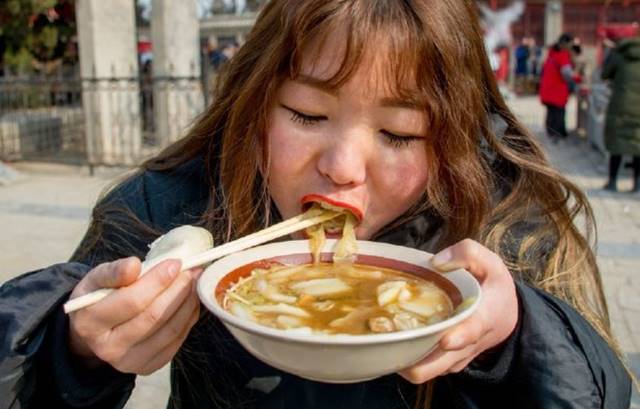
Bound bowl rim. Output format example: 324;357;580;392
197;239;482;346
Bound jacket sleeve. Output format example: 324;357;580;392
0;263;136;409
0;174;153;409
433;282;631;409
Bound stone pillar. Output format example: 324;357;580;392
151;0;204;147
75;0;142;166
544;0;563;46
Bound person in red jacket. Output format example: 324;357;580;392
539;33;579;141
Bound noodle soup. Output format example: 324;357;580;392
199;240;480;383
221;203;456;336
221;256;456;336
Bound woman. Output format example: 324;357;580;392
0;1;631;408
602;35;640;193
539;33;578;141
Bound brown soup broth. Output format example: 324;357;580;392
218;254;460;336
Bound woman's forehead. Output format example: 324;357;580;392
299;31;348;80
297;30;419;101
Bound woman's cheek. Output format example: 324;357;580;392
268;120;315;165
266;120;319;212
383;153;429;200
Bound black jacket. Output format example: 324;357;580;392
0;158;631;409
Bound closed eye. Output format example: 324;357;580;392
381;130;423;148
282;105;327;126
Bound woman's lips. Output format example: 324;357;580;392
300;194;363;221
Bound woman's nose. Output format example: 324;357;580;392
316;131;369;187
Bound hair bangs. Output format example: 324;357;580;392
283;0;430;110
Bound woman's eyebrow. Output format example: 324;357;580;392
294;74;422;109
294;75;339;96
379;96;422;110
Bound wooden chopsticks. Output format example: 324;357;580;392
63;208;340;314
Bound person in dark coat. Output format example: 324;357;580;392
602;36;640;193
539;33;580;142
0;1;632;408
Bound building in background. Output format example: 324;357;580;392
506;0;640;77
3;0;639;167
507;0;639;46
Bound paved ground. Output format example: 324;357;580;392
0;96;637;407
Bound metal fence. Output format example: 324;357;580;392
0;78;85;164
0;76;206;167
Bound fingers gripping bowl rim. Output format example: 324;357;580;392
197;240;481;383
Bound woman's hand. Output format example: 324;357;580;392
67;257;202;375
398;239;518;384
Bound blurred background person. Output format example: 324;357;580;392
514;37;531;95
539;33;579;142
571;37;586;79
601;33;640;193
530;38;542;79
527;38;543;95
210;41;238;70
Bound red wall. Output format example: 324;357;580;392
564;2;640;45
492;1;640;46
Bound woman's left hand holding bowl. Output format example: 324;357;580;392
398;239;519;383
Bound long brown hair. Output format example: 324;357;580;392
140;0;622;405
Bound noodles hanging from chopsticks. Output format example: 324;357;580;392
305;204;358;264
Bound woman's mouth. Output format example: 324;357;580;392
300;194;363;222
300;194;363;239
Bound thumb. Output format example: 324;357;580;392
83;257;142;292
440;316;485;351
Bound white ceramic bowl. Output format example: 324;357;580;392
198;239;481;383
